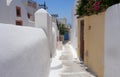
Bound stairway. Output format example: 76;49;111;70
49;43;96;77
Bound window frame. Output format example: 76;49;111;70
16;6;21;17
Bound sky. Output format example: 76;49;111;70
34;0;74;25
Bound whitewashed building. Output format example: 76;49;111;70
0;23;50;77
0;0;59;57
71;0;79;51
0;1;59;77
57;17;67;25
0;0;39;26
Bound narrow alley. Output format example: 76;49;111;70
0;0;120;77
49;42;96;77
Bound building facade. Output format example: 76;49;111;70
57;18;67;25
0;0;39;27
71;0;79;52
78;12;105;77
72;0;106;77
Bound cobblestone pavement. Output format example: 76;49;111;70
49;43;96;77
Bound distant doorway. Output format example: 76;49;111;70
80;20;84;61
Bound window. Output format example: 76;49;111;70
27;13;31;19
16;6;21;17
16;20;23;26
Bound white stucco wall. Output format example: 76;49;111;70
57;18;67;25
71;0;79;51
51;26;57;57
0;0;9;23
28;20;35;27
0;1;59;77
35;9;56;58
52;22;58;57
105;3;120;77
0;0;35;26
0;23;50;77
8;0;29;25
52;22;59;38
23;3;37;21
35;9;50;34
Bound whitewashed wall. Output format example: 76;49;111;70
52;22;58;56
71;0;79;51
0;1;58;77
105;3;120;77
52;22;59;40
0;0;35;26
0;0;57;57
35;9;56;57
0;23;50;77
28;20;35;27
0;0;9;23
51;26;57;57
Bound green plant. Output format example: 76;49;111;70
57;24;66;35
76;0;120;17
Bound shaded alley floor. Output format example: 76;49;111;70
49;42;96;77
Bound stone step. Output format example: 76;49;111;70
59;54;73;60
59;72;95;77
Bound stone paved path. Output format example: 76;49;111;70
49;43;96;77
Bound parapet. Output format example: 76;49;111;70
0;23;50;77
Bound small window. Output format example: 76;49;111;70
27;13;31;19
16;6;21;17
16;20;23;26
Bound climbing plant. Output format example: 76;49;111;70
76;0;120;17
57;24;66;35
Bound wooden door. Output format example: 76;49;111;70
80;20;84;61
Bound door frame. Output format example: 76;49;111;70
80;20;84;61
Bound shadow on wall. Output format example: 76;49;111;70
0;23;50;77
0;8;59;77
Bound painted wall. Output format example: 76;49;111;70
0;0;57;57
0;1;58;77
78;12;105;77
0;0;35;26
52;26;57;57
23;1;37;21
71;0;79;52
51;22;59;57
35;9;56;58
57;18;67;25
0;23;50;77
105;3;120;77
0;0;9;23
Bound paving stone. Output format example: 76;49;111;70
49;43;96;77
